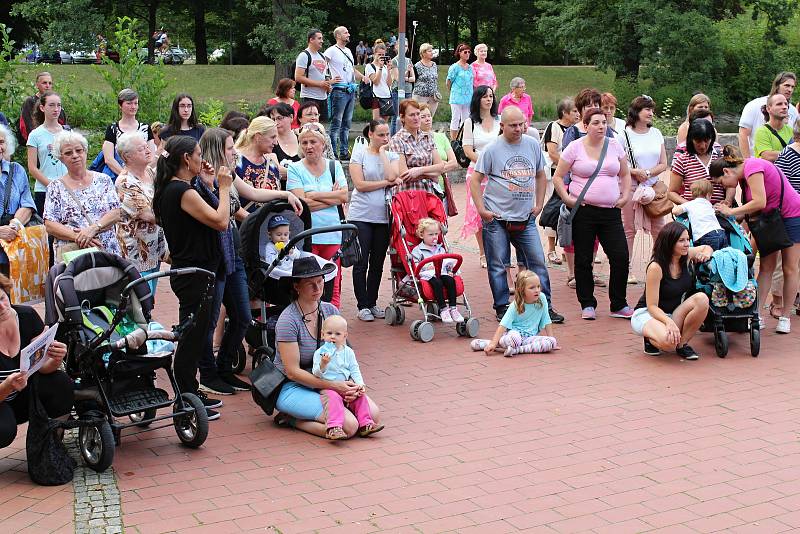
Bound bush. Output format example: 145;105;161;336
0;24;31;130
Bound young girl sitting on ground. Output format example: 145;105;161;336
312;315;384;440
471;270;560;357
410;218;464;323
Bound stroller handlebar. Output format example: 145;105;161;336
120;267;216;299
263;224;358;277
413;253;463;278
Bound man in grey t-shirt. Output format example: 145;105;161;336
470;107;564;323
294;29;338;122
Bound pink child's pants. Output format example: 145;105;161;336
322;390;374;428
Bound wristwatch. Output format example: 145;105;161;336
645;169;651;179
93;222;103;232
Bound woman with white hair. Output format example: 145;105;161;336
44;131;122;260
287;123;348;308
498;77;535;132
115;132;166;290
471;44;497;91
0;124;37;277
412;43;441;118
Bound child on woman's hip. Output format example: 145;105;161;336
471;270;561;357
312;315;384;440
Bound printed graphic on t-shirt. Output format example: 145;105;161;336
311;59;326;75
502;155;535;199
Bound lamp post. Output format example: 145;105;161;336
397;0;407;106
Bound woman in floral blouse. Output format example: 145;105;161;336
44;131;121;261
115;132;166;293
471;44;497;91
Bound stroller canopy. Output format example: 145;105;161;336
44;251;153;328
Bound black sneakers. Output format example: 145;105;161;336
495;305;509;322
195;390;223;409
643;338;661;355
676;344;699;360
200;376;235;395
548;307;565;324
220;372;251;391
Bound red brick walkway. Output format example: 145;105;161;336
3;182;800;533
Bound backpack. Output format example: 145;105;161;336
359;64;376;110
291;50;313;93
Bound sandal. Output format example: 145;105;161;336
547;251;562;265
273;412;295;428
358;423;385;437
326;426;348;440
567;277;576;289
479;255;487;269
593;275;606;287
769;303;783;320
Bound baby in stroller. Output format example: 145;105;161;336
410;218;464;323
263;215;302;272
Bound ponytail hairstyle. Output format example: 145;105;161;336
708;144;744;179
514;270;542;313
199;127;234;174
362;118;387;139
33;91;59;128
234;116;276;151
153;135;198;224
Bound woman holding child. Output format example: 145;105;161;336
273;256;383;439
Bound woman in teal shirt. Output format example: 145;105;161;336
446;43;474;140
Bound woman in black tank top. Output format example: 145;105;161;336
632;222;713;359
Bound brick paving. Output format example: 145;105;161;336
2;181;800;533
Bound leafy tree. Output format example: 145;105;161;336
0;24;29;128
10;0;108;51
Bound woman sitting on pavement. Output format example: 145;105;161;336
631;221;712;359
0;274;73;449
273;256;382;439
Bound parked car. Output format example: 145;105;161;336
41;50;73;64
71;50;95;64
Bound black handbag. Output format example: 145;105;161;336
378;97;395;117
25;375;78;486
450;121;472;169
249;355;287;416
539;194;563;231
746;169;793;257
328;159;362;268
358;81;374;110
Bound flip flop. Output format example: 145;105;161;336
769;303;783;319
567;277;576;289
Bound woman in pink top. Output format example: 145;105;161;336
498;77;534;130
711;146;800;334
471;44;497;91
552;108;633;320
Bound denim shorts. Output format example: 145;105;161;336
784;216;800;243
631;307;671;336
275;381;324;422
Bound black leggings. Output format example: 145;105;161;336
427;275;457;308
351;221;390;310
0;370;74;449
170;272;216;394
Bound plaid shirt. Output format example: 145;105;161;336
388;128;438;195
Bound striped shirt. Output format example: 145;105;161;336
775;145;800;193
670;145;726;204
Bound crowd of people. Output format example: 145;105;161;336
1;25;800;449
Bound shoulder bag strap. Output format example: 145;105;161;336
566;137;610;223
776;165;786;215
622;128;638;168
329;159;346;222
765;124;789;149
62;178;96;226
336;45;354;65
1;163;15;218
316;305;324;349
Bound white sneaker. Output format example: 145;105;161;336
370;306;385;319
449;307;465;322
470;339;488;351
776;316;791;334
759;316;766;330
440;307;454;324
357;308;374;322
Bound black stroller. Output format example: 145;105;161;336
45;251;215;471
238;199;355;366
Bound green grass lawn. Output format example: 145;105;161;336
16;64;613;122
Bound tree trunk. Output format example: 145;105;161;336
468;0;478;48
147;1;158;63
193;0;208;65
494;10;504;63
271;0;297;90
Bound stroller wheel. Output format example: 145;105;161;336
79;417;115;472
129;407;157;428
715;330;728;358
410;320;422;340
396;305;406;325
412;321;434;343
232;342;247;374
750;322;760;357
173;393;209;448
384;306;397;326
425;303;440;321
456;318;480;338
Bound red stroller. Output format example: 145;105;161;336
385;190;480;342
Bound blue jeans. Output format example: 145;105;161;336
215;256;251;374
390;89;399;135
482;217;552;311
329;88;355;157
695;229;728;251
